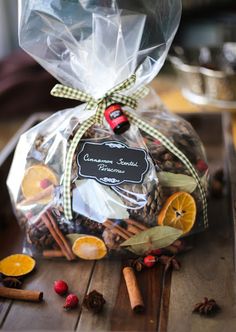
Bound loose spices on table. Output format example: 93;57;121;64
1;277;22;289
193;297;220;316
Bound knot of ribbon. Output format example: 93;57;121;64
50;74;208;230
51;74;147;125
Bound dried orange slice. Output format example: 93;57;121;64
72;236;107;260
21;164;58;204
158;192;196;234
0;254;36;277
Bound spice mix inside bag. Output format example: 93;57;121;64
7;0;208;260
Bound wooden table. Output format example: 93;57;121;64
0;112;235;331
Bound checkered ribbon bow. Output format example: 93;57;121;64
51;74;147;124
50;74;208;229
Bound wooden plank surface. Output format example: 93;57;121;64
2;260;95;331
168;113;236;332
110;264;165;332
76;259;122;332
168;198;236;332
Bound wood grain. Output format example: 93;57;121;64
158;270;172;332
2;260;95;331
110;263;164;332
0;300;12;329
76;259;121;332
167;113;236;332
168;199;236;332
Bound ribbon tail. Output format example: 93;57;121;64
63;115;96;220
111;93;137;109
124;110;208;229
51;84;94;103
132;86;150;99
107;74;136;95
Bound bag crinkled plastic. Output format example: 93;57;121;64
7;0;209;259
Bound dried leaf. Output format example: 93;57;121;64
158;172;197;193
120;226;183;256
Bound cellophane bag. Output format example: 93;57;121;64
7;0;208;260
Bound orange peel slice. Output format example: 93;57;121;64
0;254;36;277
21;164;58;204
72;236;107;260
158;192;196;234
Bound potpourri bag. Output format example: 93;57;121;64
7;0;209;260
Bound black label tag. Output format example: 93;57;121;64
77;141;149;186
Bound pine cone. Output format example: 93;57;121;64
27;222;55;250
193;298;220;315
120;181;162;226
83;290;106;313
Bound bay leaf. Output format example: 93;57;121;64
120;226;183;256
158;172;197;193
66;233;87;246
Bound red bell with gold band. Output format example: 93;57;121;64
104;103;130;135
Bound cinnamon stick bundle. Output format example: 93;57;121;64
103;220;133;240
42;211;76;261
123;267;144;313
0;287;43;302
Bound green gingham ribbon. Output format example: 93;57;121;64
51;74;138;124
51;75;208;228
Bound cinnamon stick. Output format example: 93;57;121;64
43;250;64;258
123;267;144;313
126;219;148;231
0;287;43;302
103;220;129;240
46;212;76;261
127;224;141;235
104;220;133;238
17;185;54;207
42;215;72;261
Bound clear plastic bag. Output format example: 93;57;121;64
7;0;208;259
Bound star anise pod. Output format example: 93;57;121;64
1;277;22;289
126;257;144;272
193;297;220;315
159;255;181;272
83;290;106;314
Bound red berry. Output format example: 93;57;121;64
63;294;79;310
40;178;52;189
54;280;68;296
196;160;208;173
143;255;156;268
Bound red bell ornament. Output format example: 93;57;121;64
104;103;130;134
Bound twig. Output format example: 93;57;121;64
17;185;54;207
42;212;75;261
103;220;130;240
125;219;148;231
43;250;64;258
46;211;76;260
